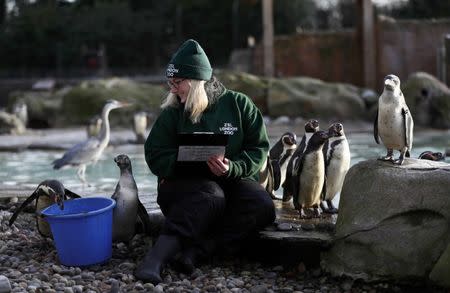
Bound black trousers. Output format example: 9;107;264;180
157;177;276;254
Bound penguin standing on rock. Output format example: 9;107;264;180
374;74;414;165
283;119;320;202
260;132;297;199
111;154;150;244
321;123;350;214
8;180;81;237
292;130;329;218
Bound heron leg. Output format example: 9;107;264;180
378;149;394;162
77;165;89;187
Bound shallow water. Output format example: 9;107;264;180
0;129;448;209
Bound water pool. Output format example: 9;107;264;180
0;128;448;209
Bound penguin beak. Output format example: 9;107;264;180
282;135;297;146
50;190;64;210
384;78;396;91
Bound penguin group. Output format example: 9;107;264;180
9;154;150;243
262;119;351;218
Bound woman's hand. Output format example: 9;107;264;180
207;156;230;177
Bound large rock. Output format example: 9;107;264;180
217;71;268;114
267;77;366;119
8;78;166;128
402;72;450;129
321;159;450;287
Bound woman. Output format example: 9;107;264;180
134;39;275;284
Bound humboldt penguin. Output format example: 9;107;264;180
292;130;329;218
8;180;81;237
321;123;350;214
260;132;297;199
418;151;445;161
283;119;320;202
133;111;154;144
111;154;150;244
86;115;102;138
374;74;414;165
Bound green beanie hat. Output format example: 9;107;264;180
166;39;213;81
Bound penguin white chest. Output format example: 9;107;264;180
325;141;350;200
298;152;325;207
378;101;405;149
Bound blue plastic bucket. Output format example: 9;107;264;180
41;197;116;267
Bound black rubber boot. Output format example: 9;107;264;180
176;246;197;274
134;234;181;284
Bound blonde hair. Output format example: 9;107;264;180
161;79;208;123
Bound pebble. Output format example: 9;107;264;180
0;206;445;293
0;275;11;293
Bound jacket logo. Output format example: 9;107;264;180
219;122;238;135
167;64;179;77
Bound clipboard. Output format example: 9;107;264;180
177;132;228;162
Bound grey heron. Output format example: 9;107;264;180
52;99;129;185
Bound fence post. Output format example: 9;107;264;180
445;34;450;86
262;0;274;78
357;0;376;89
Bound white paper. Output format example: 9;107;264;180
177;145;225;161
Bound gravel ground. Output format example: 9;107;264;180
0;204;447;293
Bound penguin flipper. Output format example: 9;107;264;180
269;140;282;159
402;107;414;151
9;188;40;226
321;175;327;201
374;108;380;144
271;159;281;191
297;136;306;155
323;140;330;167
64;188;81;199
292;158;305;210
136;200;151;235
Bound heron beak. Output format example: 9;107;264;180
119;101;132;108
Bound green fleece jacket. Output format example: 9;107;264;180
144;89;269;182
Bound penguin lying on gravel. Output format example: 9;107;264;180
321;123;350;214
8;180;81;237
260;132;297;199
111;154;151;244
283;119;320;202
292;130;329;218
374;74;414;165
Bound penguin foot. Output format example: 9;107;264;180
393;158;404;165
299;208;309;219
324;207;338;214
270;193;282;200
378;156;394;162
320;201;328;213
313;206;322;218
282;193;292;202
324;200;338;214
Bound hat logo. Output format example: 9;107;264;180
167;64;179;77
